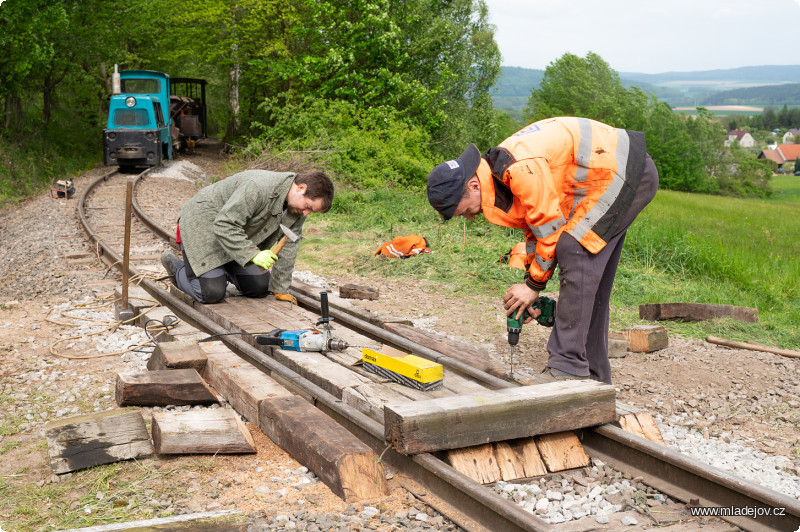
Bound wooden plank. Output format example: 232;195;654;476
341;382;421;424
115;369;218;407
329;344;490;399
615;401;647;417
623;325;668;352
199;341;292;424
384;380;616;454
384;322;508;380
51;510;248;531
495;438;547;480
291;280;392;328
151;409;256;455
45;409;153;474
339;283;379;300
534;431;590;472
639;302;758;323
268;347;373;400
147;339;207;372
635;411;666;445
446;444;501;484
618;413;647;439
258;395;390;502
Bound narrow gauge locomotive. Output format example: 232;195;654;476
103;67;207;167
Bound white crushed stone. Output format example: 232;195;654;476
493;415;800;526
292;270;331;288
50;297;155;371
147;160;206;182
657;415;800;499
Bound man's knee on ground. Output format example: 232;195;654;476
199;278;228;304
237;273;270;298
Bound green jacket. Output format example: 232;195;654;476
179;170;304;294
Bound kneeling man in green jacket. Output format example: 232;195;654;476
161;169;334;304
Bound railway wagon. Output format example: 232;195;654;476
103;68;207;167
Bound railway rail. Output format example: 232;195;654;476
77;166;800;532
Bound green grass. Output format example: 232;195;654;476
303;176;800;350
0;460;198;531
0;135;97;207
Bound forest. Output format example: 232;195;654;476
0;0;776;204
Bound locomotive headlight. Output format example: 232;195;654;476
145;132;155;140
125;96;136;108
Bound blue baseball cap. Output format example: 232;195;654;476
426;143;481;220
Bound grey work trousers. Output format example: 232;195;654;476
175;243;270;304
546;155;659;384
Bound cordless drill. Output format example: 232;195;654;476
506;296;556;376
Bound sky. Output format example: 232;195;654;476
483;0;800;74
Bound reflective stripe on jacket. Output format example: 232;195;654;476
476;117;648;291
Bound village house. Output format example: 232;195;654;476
725;129;756;148
782;128;800;144
757;143;800;173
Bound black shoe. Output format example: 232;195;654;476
539;367;588;383
160;250;184;285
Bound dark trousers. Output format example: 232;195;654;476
546;155;659;384
175;244;270;304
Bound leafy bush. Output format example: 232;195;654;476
249;95;439;189
0;134;96;206
718;157;773;198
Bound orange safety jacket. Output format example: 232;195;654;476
374;235;431;258
476;117;647;291
499;242;527;269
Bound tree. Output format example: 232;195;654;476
265;0;500;153
523;51;727;194
524;52;628;126
0;0;66;130
762;107;778;131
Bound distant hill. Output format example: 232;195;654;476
701;83;800;106
493;65;800;111
492;66;543;111
619;65;800;84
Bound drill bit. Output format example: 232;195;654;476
509;345;515;378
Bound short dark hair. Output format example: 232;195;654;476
295;170;334;213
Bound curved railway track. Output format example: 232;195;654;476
78;167;800;532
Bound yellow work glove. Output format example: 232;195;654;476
252;249;278;270
274;293;297;305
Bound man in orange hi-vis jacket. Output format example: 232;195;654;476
426;117;658;384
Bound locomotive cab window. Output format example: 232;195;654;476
153;102;166;128
121;78;161;94
113;109;149;126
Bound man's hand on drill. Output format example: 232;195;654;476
504;283;541;323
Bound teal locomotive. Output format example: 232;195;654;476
103;67;207;167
